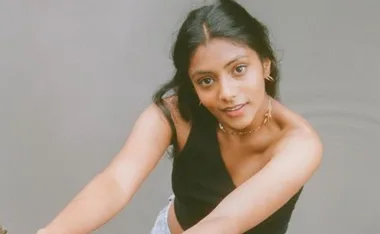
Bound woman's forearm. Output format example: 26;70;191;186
38;172;130;234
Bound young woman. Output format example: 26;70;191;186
37;1;322;233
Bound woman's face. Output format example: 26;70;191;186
188;38;271;130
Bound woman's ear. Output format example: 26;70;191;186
263;58;272;77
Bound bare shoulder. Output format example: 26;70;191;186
272;99;323;159
133;101;173;136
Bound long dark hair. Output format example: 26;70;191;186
153;0;280;153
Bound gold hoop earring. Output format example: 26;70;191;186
266;75;274;82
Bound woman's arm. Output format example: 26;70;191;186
184;129;323;234
37;103;173;234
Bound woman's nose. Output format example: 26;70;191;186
218;77;238;102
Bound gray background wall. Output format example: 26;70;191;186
1;0;379;233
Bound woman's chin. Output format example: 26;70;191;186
223;117;254;132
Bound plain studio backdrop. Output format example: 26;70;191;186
0;0;379;233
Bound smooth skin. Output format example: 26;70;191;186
37;103;173;234
38;39;322;234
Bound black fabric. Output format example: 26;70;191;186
171;116;303;233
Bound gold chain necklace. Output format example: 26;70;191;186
218;97;272;136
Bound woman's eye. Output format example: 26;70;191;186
234;65;247;74
199;77;214;86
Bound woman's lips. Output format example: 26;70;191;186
221;103;247;117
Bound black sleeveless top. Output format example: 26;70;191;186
171;115;303;233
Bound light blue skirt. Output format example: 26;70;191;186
150;195;174;234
